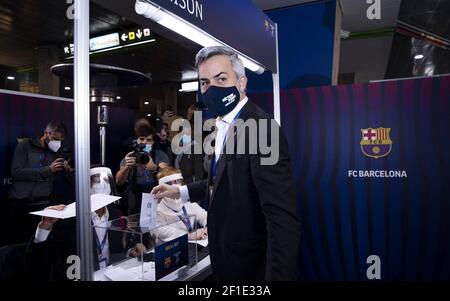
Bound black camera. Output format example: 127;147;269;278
132;142;150;165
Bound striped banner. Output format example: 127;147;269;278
250;75;450;280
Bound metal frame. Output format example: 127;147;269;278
273;23;281;125
74;0;93;281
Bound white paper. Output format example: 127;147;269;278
29;194;121;219
104;266;140;281
189;238;209;247
139;193;158;229
29;202;76;219
91;194;121;212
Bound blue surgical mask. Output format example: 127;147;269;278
144;144;152;153
198;85;240;117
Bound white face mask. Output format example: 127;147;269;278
48;140;61;153
162;196;183;212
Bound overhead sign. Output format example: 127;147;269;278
90;32;120;51
147;0;277;72
119;27;153;45
62;26;155;57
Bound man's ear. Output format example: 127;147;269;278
238;76;248;93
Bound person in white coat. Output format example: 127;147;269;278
154;167;208;244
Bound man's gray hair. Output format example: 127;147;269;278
45;121;67;136
195;46;246;79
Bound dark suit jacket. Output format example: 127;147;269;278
187;100;301;280
26;205;126;281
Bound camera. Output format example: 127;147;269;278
131;142;150;165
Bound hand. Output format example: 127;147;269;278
145;156;157;171
130;243;147;257
197;228;208;240
63;160;74;172
151;184;180;201
123;152;136;169
188;228;208;240
38;204;66;230
49;158;65;173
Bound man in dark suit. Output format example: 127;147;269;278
152;46;300;280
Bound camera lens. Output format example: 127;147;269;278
137;153;150;165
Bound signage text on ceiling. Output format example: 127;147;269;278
169;0;203;21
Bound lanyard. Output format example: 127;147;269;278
95;230;108;261
142;168;151;182
170;206;193;232
213;109;243;177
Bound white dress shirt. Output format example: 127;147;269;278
91;208;110;269
179;97;248;203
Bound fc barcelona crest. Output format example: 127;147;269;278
360;127;392;159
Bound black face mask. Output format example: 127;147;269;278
198;85;240;118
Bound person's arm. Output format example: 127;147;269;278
34;222;53;243
151;179;208;205
250;123;301;281
10;141;58;181
33;205;66;243
116;152;135;186
186;180;208;203
191;203;208;227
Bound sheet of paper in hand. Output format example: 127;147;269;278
140;193;158;229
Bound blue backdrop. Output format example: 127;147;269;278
281;75;450;280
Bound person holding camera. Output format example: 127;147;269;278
7;121;72;245
116;125;169;215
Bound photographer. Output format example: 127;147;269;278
7;121;72;244
116;125;169;215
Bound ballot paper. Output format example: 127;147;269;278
103;262;156;281
189;238;209;247
104;266;140;281
139;193;158;229
30;202;76;219
91;194;122;212
29;194;121;219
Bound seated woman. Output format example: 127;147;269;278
154;167;208;244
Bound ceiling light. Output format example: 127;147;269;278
179;81;198;92
64;86;71;90
182;71;198;81
135;0;265;74
116;96;121;100
414;54;424;60
7;76;15;80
